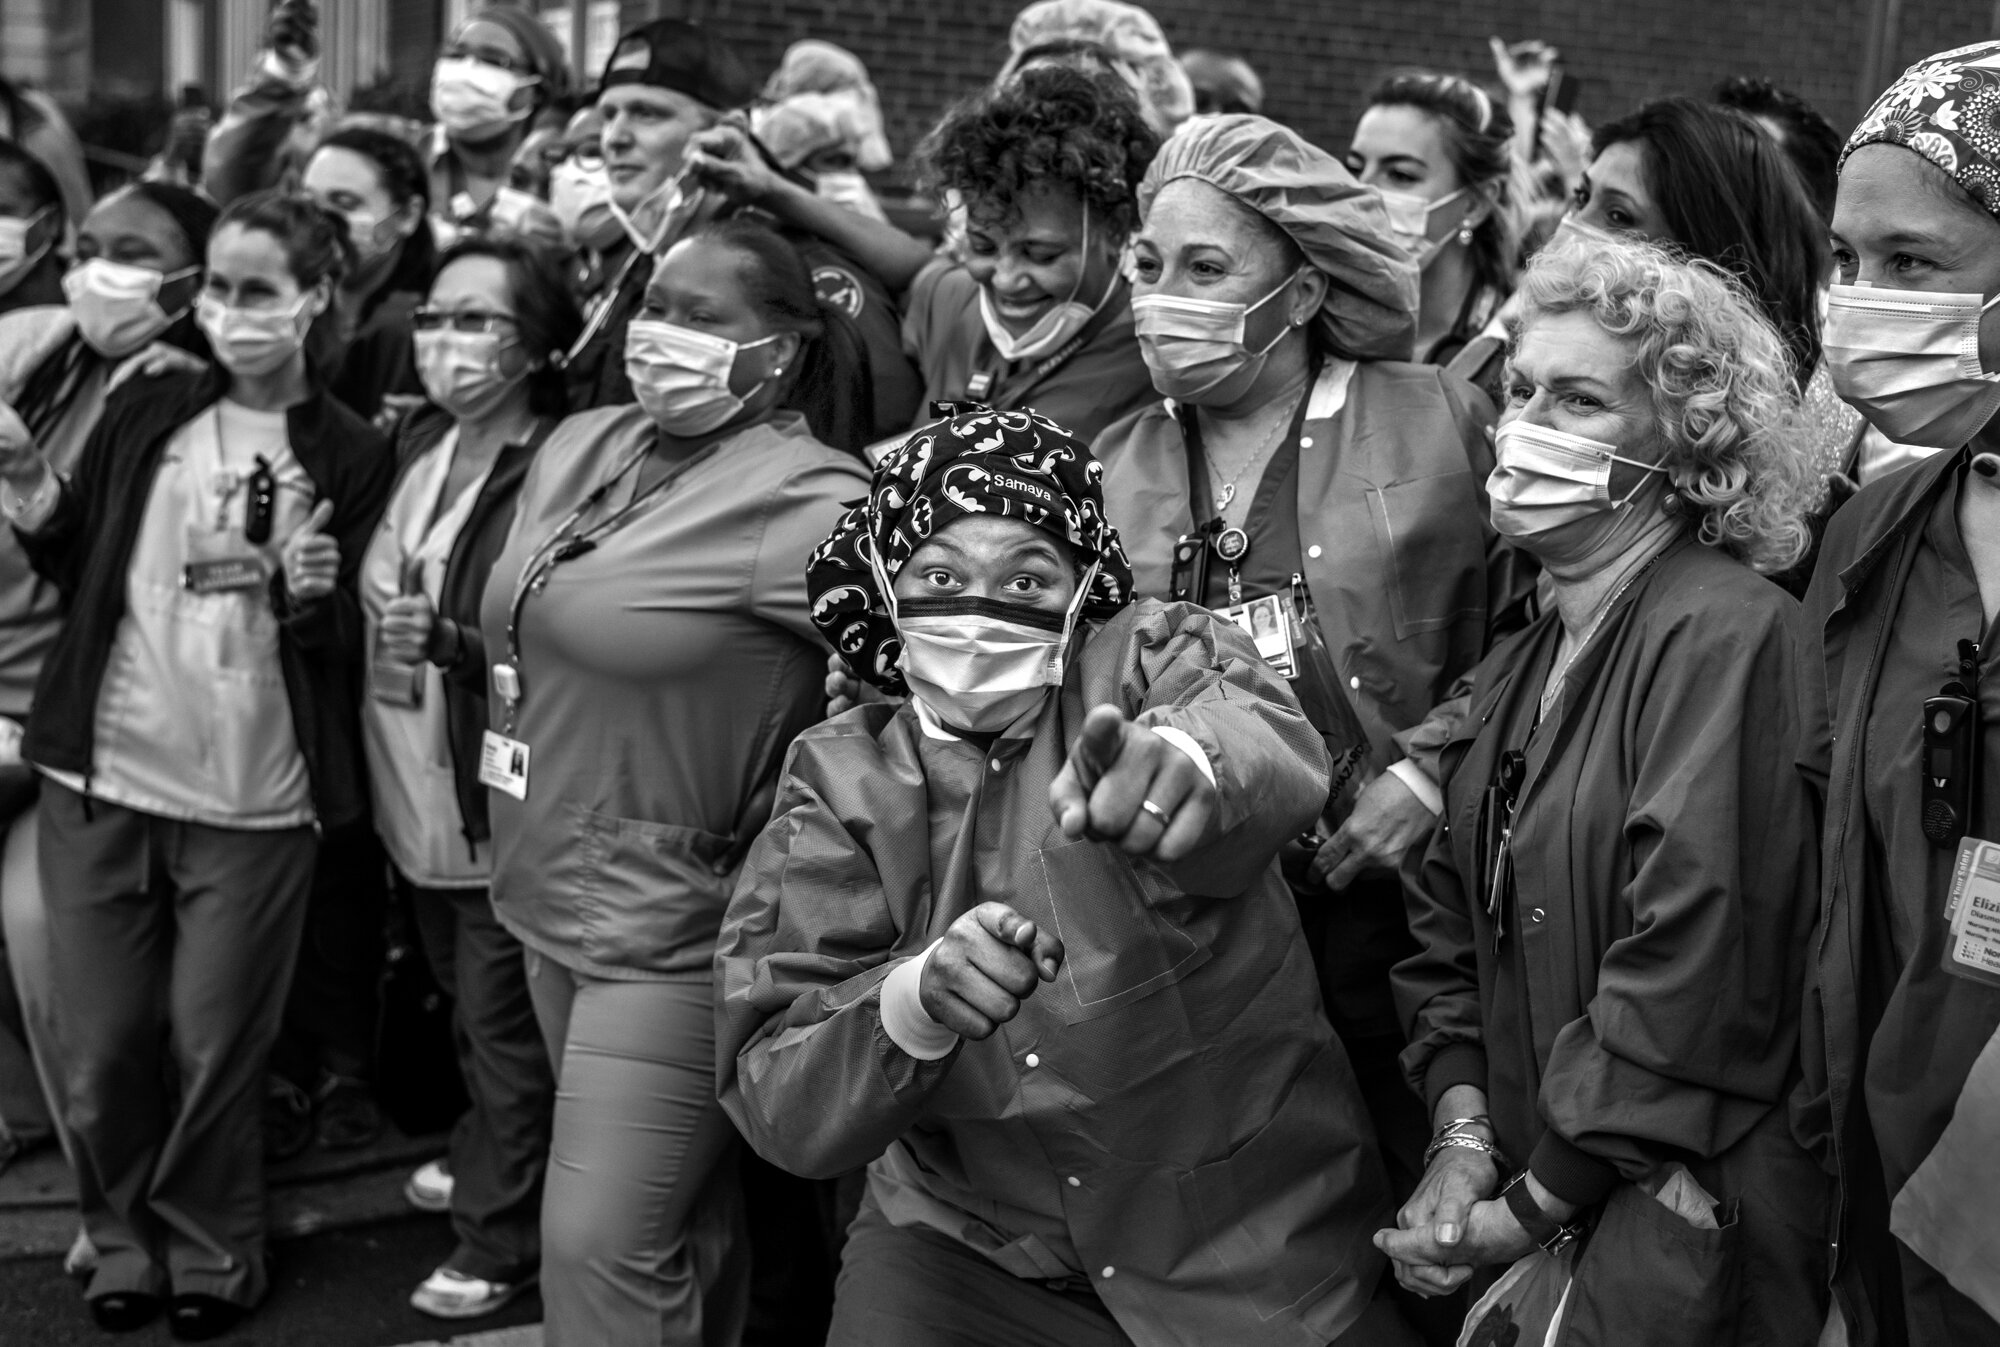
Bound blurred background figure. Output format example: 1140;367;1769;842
998;0;1195;137
752;41;895;222
0;73;95;226
1713;75;1842;224
1179;48;1265;117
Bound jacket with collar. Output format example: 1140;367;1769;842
390;405;550;849
1793;444;1973;1339
17;366;396;830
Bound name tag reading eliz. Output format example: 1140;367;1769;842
479;729;530;800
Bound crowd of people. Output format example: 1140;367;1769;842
0;2;1994;1345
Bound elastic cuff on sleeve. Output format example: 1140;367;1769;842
1423;1042;1488;1116
1529;1128;1621;1209
879;941;959;1061
1150;725;1215;786
1385;757;1443;815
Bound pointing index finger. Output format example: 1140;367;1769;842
300;498;335;536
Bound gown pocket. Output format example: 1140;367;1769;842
1558;1176;1743;1347
573;808;737;968
1366;471;1484;639
1009;839;1210;1025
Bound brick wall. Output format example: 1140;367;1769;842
638;0;1998;174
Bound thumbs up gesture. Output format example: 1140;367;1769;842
1048;704;1217;862
281;498;339;601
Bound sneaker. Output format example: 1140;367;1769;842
263;1076;313;1162
404;1157;454;1213
63;1226;96;1278
409;1266;531;1319
313;1073;383;1151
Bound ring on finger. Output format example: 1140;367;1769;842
1139;799;1171;826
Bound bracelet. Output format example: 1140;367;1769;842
1502;1170;1585;1254
1424;1132;1505;1167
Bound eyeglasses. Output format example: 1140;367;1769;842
412;308;519;334
567;143;606;172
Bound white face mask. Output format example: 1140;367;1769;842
415;329;521;422
625;318;778;437
550;159;622;251
430;56;537;141
1823;282;2000;449
196;292;316;378
1378;186;1468;269
976;206;1110;362
1487;419;1668;542
0;206;56;296
65;259;198;358
1130;270;1300;402
814;170;879;215
611;173;703;256
889;571;1098;734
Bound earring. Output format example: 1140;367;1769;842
1662;489;1681;515
1457;222;1475;246
773;366;785;377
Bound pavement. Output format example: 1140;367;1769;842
0;1125;546;1346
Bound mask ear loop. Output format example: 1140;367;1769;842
1245;267;1311;356
1047;556;1102;683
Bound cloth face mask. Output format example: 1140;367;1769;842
550;159;623;251
430;56;537;141
196;293;315;378
1130;270;1299;402
415;329;521;421
625;319;778;437
889;567;1100;734
1487;419;1668;541
1377;186;1468;269
0;206;57;296
1824;282;2000;449
65;259;198;358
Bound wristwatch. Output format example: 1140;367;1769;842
1501;1170;1586;1254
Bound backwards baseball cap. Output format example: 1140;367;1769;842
600;19;756;111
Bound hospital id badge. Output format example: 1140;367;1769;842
182;524;267;594
1942;836;2000;989
479;729;530;800
1220;594;1297;678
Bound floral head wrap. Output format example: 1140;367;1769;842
1844;40;2000;215
807;404;1134;693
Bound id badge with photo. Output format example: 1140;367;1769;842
1220;594;1297;678
182;523;268;594
1942;836;2000;988
479;729;530;800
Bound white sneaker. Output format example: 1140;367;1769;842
403;1157;454;1213
409;1266;530;1319
63;1226;96;1277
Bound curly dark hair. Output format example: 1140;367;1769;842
916;64;1160;237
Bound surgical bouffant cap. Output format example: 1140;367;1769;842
1139;115;1419;362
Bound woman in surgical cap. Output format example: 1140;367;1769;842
1092;118;1523;1299
752;40;894;222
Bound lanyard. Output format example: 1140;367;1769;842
498;435;721;731
1177;360;1315;604
563;246;649;371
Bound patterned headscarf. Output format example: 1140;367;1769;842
1844;41;2000;216
807;405;1134;692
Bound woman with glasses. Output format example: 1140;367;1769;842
474;217;867;1343
205;5;571;246
1;190;393;1340
1382;234;1826;1342
360;238;579;1322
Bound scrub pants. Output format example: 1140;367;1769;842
407;876;553;1285
526;952;748;1346
828;1196;1424;1347
40;781;316;1306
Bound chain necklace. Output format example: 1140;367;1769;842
1537;548;1666;719
1203;388;1302;515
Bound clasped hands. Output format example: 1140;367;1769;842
917;704;1219;1041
